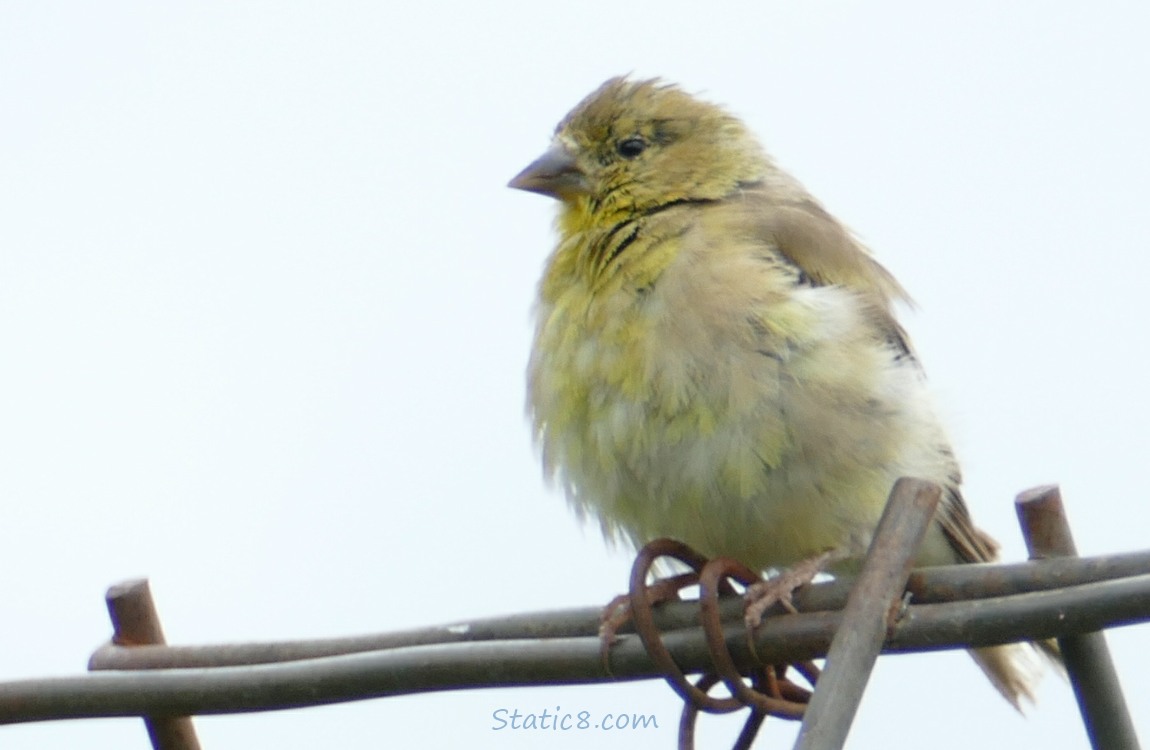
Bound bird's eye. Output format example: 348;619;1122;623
616;137;647;159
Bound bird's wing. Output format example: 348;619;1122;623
738;190;916;360
747;195;912;305
938;483;1001;563
737;189;999;565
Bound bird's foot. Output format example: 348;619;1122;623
743;550;843;628
600;574;693;641
599;572;697;671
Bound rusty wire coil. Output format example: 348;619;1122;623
619;538;820;749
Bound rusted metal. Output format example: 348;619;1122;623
623;538;743;714
902;548;1150;607
793;477;941;750
676;673;768;750
86;549;1150;672
675;672;772;750
884;572;1150;654
623;538;824;749
1016;485;1141;750
104;579;202;750
0;564;1147;725
697;556;812;717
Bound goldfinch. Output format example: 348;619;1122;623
511;77;1041;707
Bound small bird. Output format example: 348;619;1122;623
510;77;1043;707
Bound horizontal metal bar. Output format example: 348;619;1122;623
3;571;1148;725
87;549;1150;672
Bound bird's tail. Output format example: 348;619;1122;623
969;641;1062;710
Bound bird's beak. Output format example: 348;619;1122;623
508;144;587;199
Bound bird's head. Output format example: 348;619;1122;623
509;77;769;223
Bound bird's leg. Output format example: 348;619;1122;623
600;539;717;674
743;550;846;628
599;572;696;644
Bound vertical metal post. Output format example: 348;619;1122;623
1016;485;1140;750
793;478;941;750
103;579;203;750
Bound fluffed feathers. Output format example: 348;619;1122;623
512;77;1051;708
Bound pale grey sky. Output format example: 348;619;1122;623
2;2;1147;748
